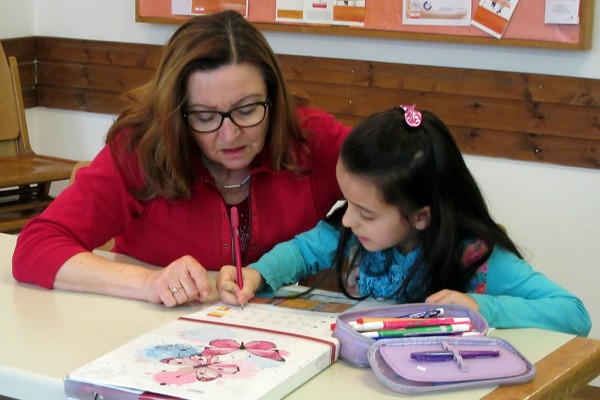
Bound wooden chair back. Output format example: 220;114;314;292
0;42;29;157
0;42;77;233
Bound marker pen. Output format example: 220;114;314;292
410;350;500;362
352;317;471;332
360;323;472;339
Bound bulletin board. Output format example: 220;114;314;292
135;0;593;50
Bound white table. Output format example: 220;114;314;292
0;233;598;400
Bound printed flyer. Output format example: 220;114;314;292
471;0;521;38
403;0;472;26
172;0;248;17
276;0;366;26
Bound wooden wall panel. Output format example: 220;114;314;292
36;86;123;114
33;37;158;114
35;37;161;68
1;36;600;169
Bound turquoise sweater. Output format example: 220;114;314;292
250;221;591;337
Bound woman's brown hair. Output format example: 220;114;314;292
107;10;306;200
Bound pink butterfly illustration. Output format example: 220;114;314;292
157;354;240;383
201;339;285;362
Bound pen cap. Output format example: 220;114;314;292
332;303;488;368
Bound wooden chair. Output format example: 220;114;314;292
0;42;76;233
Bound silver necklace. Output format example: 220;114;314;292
202;154;251;189
221;175;251;189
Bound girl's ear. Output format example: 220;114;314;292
412;206;431;231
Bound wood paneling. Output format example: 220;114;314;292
2;36;600;169
34;37;158;114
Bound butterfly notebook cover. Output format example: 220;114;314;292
65;302;340;400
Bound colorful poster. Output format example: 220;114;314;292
471;0;521;38
276;0;366;26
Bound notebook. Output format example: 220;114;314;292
64;287;369;400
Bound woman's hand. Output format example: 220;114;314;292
141;255;212;307
216;265;263;306
425;289;479;312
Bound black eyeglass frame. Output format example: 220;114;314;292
182;100;271;133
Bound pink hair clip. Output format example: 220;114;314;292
400;104;422;127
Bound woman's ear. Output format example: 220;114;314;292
412;206;431;231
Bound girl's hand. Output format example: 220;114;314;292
216;266;263;306
425;289;479;312
140;255;211;307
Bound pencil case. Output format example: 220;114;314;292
331;303;489;367
368;336;536;394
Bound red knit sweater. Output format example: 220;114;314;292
12;108;350;289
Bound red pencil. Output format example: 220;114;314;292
230;207;244;291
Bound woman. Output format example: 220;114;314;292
12;11;350;307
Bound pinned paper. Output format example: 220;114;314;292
471;0;520;38
545;0;580;24
403;0;472;26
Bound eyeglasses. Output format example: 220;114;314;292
182;100;270;133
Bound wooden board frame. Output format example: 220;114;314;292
135;0;594;50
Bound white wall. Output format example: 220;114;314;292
1;0;599;350
0;0;33;37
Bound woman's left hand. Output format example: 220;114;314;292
425;289;479;312
141;255;212;307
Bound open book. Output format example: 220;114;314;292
65;288;373;400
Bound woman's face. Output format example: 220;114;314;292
186;63;269;172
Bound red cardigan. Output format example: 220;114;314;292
13;108;350;289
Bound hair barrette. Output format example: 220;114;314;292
399;104;422;127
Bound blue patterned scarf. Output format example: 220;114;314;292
356;247;425;303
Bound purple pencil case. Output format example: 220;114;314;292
331;303;535;394
332;303;489;367
369;336;536;394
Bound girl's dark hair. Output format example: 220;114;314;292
106;10;306;200
330;107;522;301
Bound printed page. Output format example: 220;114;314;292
544;0;580;24
403;0;472;26
276;0;366;26
171;0;248;17
471;0;520;38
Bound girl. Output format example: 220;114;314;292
217;106;591;336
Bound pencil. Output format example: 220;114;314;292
230;207;244;308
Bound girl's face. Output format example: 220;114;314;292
186;63;269;173
336;159;427;255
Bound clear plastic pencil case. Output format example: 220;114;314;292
331;303;535;394
332;303;489;367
